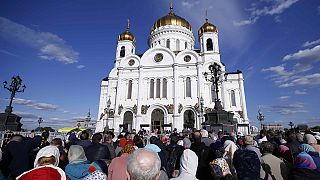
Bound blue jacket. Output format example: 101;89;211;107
65;160;91;180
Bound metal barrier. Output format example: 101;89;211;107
0;131;67;148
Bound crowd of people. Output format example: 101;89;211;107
0;128;319;180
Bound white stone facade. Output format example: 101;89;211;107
96;12;250;134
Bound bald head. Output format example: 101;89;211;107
127;148;161;180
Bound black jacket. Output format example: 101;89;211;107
85;143;110;162
0;135;42;178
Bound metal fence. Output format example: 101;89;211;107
0;131;66;148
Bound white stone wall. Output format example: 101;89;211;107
96;23;250;134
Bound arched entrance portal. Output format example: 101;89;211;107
123;111;133;132
151;108;164;133
184;110;195;129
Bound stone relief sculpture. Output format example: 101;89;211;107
194;103;199;112
133;104;137;114
165;104;174;114
178;103;183;113
109;109;115;118
205;107;212;113
118;104;123;115
141;105;150;114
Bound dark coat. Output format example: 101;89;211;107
85;143;110;162
0;136;42;178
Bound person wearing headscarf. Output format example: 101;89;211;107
209;147;232;179
171;149;198;180
115;137;127;156
223;140;238;176
108;144;135;180
290;150;320;180
233;149;261;180
17;146;66;180
65;145;91;180
300;144;320;172
278;145;293;166
304;134;320;153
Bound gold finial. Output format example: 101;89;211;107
169;0;173;14
127;18;130;30
205;10;208;22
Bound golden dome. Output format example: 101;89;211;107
118;30;136;43
118;19;136;43
198;19;217;36
151;10;192;31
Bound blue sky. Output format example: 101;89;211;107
0;0;319;130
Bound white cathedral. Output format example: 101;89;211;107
95;6;250;134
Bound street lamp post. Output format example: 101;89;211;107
257;109;265;130
289;121;294;129
3;75;26;113
203;63;223;110
38;117;43;129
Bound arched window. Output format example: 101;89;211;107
166;39;170;48
127;80;132;99
206;38;213;51
162;78;167;98
231;90;236;106
176;39;180;51
150;79;154;98
186;77;191;97
185;42;188;49
156;78;161;98
120;46;125;57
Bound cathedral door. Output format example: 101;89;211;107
123;111;133;132
184;110;195;129
151;108;164;133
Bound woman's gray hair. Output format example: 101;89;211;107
127;148;161;180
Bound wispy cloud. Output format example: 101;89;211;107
294;89;307;95
283;45;320;63
262;38;320;88
13;98;58;111
0;17;79;64
181;0;200;9
0;49;20;58
279;73;320;87
234;0;299;26
279;96;290;100
270;102;307;115
15;111;39;119
302;38;320;47
76;65;85;69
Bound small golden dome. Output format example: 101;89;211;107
151;10;192;31
198;19;217;36
118;30;136;43
118;19;136;43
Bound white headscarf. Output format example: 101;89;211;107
223;140;238;159
179;149;198;177
68;145;87;164
34;145;60;167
